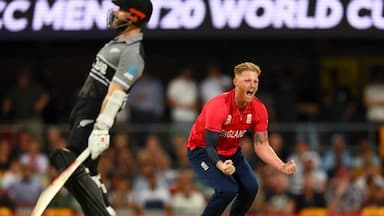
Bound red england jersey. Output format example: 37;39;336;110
186;89;268;157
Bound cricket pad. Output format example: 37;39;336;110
50;149;112;216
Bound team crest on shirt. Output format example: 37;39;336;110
124;65;138;80
246;114;252;124
224;115;232;125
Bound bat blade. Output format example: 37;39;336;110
31;148;90;216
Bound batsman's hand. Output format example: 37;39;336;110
217;160;236;176
280;160;296;175
88;125;110;160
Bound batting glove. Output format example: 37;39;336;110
88;125;110;160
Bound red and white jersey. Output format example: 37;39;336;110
186;89;268;157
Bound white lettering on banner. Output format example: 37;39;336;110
92;0;114;30
209;0;345;29
209;0;247;29
1;0;29;32
272;0;296;29
295;0;314;28
147;0;205;29
0;0;383;33
372;0;384;29
181;0;205;29
33;0;112;31
315;0;343;29
347;0;384;30
148;0;180;29
246;0;274;29
33;0;63;30
0;1;6;29
347;0;372;29
63;0;84;30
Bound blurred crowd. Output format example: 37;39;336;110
2;61;384;127
0;62;383;215
0;126;383;215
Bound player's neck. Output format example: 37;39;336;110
236;103;247;110
234;94;247;110
117;27;141;41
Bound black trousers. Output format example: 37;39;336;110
188;147;259;216
67;97;102;175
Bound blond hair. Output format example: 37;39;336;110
234;62;261;77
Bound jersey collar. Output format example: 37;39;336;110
112;33;143;44
124;33;143;45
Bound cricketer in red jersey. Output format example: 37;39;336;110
186;62;296;216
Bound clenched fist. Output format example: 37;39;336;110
217;160;236;176
280;160;296;175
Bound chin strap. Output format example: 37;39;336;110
107;10;133;30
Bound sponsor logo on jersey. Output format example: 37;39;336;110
224;115;232;125
220;129;247;138
109;47;120;53
200;161;209;171
246;114;252;124
124;65;138;80
77;119;94;128
92;57;108;75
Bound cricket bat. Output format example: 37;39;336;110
31;148;90;216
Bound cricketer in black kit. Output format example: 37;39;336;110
49;0;153;215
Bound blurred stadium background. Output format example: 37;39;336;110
0;0;384;215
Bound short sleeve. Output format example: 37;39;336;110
112;49;144;90
253;102;268;133
205;99;227;132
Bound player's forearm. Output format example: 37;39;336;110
96;82;127;128
100;82;125;113
205;129;221;164
253;132;285;170
254;142;284;171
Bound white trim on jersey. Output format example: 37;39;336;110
90;73;109;86
112;77;130;90
91;69;110;83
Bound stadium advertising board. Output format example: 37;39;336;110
0;0;383;40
